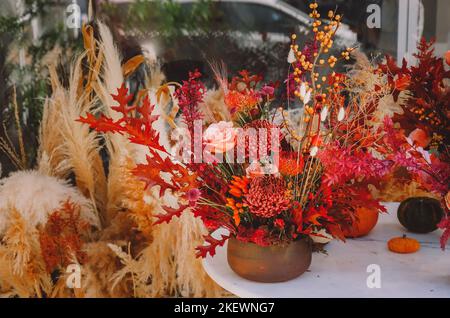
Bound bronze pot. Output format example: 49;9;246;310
227;237;312;283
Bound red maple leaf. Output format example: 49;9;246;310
125;123;165;152
79;83;168;154
133;151;198;201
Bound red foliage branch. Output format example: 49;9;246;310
379;38;450;148
195;233;230;258
39;201;89;273
381;117;450;195
438;217;450;249
318;142;392;186
174;70;205;135
78;84;197;224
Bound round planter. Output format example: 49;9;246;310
397;197;444;233
227;237;312;283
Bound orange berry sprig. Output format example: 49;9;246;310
288;3;355;136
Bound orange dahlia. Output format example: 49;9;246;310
224;90;259;115
279;152;304;176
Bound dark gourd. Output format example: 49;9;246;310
397;197;444;233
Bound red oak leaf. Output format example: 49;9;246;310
137;96;159;125
77;113;125;134
195;234;230;258
154;204;189;225
111;84;135;115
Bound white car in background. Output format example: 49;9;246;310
108;0;357;45
104;0;358;82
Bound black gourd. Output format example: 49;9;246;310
397;197;444;233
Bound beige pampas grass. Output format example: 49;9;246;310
94;21;139;224
0;210;52;297
96;21;125;120
346;50;404;130
82;241;131;297
105;188;226;297
0;170;100;235
199;89;231;124
38;98;70;178
38;56;108;225
107;217;227;298
1;21;228;298
168;212;226;297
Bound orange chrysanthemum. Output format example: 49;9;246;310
244;176;291;218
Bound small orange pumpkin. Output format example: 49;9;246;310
388;235;420;254
343;207;379;238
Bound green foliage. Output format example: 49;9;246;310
0;16;22;35
101;0;216;41
0;0;83;173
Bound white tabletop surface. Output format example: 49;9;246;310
202;202;450;298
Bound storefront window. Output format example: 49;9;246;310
95;0;449;82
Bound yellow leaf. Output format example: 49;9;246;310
122;55;145;78
82;24;94;53
155;84;171;104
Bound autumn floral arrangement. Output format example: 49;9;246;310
79;2;393;272
0;3;448;296
377;38;450;248
0;21;227;298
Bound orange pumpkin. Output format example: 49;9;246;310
445;50;450;66
388;235;420;254
343;207;379;238
408;128;431;148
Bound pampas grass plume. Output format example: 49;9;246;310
0;171;100;235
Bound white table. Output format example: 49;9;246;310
203;202;450;298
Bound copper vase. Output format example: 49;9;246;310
227;237;312;283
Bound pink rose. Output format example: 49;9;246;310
203;121;236;153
